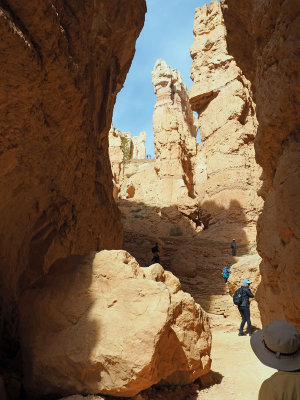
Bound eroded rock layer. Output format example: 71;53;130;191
109;126;147;198
220;0;300;329
114;60;200;206
152;59;199;202
0;0;146;304
189;0;263;245
20;250;211;397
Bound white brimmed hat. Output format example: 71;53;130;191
250;320;300;371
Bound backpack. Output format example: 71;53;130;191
233;287;244;306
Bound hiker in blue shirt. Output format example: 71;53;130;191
222;266;231;283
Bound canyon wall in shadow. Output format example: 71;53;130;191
0;0;146;392
221;0;300;329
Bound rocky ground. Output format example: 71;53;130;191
102;197;267;399
119;198;261;324
135;329;273;400
62;329;273;400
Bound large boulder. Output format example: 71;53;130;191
20;251;211;397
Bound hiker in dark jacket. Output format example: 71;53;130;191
230;239;237;256
151;243;159;254
238;279;254;336
151;254;160;264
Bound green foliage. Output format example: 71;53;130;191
130;208;143;213
133;214;145;219
121;138;131;163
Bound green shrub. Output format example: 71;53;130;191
130;208;142;213
133;214;145;219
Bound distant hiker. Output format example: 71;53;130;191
233;279;254;336
230;238;237;256
222;266;231;283
152;242;159;254
152;254;160;264
250;320;300;399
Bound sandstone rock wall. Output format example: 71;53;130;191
152;59;199;202
221;0;300;329
0;0;146;304
20;250;211;397
189;0;263;245
114;60;201;206
109;125;132;198
109;126;147;198
132;131;147;159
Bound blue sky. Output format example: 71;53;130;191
112;0;212;157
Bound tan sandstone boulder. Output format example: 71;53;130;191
20;251;211;397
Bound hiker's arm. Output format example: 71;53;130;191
247;288;254;298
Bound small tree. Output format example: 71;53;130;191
121;138;131;174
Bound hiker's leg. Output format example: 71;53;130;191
244;308;252;334
238;308;246;333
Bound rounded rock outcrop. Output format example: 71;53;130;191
20;250;211;397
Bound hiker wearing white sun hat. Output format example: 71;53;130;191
250;320;300;399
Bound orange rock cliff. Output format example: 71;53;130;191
0;0;145;302
0;0;299;397
0;0;146;391
221;0;300;329
189;0;263;245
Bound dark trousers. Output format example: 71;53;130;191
238;306;252;334
232;248;236;256
223;277;228;283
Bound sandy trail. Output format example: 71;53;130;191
197;328;274;400
132;326;274;400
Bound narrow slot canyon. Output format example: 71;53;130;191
0;0;299;399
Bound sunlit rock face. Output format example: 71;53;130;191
189;0;263;245
132;131;147;160
109;126;146;199
221;0;300;329
112;60;200;207
109;125;132;198
152;59;199;203
20;250;211;397
0;0;146;305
